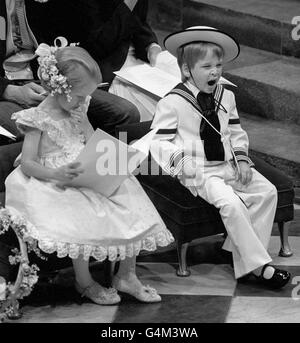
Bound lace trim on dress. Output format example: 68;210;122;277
5;208;174;262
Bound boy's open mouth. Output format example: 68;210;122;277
207;80;217;86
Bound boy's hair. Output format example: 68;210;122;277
176;42;224;82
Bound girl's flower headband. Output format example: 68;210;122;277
35;37;78;102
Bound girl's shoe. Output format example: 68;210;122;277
75;281;121;305
112;276;161;303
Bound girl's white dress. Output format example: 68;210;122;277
5;106;174;261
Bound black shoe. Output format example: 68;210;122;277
237;273;253;283
257;265;291;289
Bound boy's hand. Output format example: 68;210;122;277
237;161;253;186
177;159;198;197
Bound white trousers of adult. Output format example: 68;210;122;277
189;162;277;279
109;46;157;122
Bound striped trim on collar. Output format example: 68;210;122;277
167;83;224;115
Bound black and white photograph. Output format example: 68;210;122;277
0;0;299;328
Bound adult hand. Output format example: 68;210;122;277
3;83;47;107
124;0;138;11
237;161;253;186
54;162;84;183
147;44;162;67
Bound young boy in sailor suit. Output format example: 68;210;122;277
150;26;290;288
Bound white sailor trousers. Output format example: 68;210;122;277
194;162;277;278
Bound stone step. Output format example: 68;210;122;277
239;112;300;187
148;0;300;58
153;28;300;124
183;0;300;58
223;45;300;124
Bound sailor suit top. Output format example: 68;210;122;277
150;81;253;177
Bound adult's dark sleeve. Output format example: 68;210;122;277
85;1;137;59
0;0;10;99
0;77;10;99
131;0;159;62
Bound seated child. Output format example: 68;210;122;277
2;39;174;305
150;26;290;288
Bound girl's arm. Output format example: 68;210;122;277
70;98;95;141
21;129;56;180
21;129;83;182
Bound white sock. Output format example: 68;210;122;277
262;266;275;279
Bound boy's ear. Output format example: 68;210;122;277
181;63;190;79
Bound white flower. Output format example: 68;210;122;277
41;72;49;81
35;43;52;57
10;214;26;228
36;37;74;102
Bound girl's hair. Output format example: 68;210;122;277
176;42;224;82
40;46;102;92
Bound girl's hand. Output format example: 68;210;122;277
70;100;89;124
237;161;253;186
71;101;95;141
53;162;84;182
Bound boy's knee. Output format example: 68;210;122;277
260;181;277;202
268;183;278;202
221;196;244;216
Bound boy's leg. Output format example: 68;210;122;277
233;169;277;250
87;89;140;137
197;170;272;279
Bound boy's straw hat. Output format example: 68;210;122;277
164;26;240;63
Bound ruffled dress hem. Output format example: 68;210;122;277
7;208;174;262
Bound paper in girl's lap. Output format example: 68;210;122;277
68;127;158;197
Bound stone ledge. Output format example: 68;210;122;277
148;0;300;58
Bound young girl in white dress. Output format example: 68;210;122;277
4;39;174;305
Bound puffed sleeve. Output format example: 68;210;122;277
11;108;44;135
